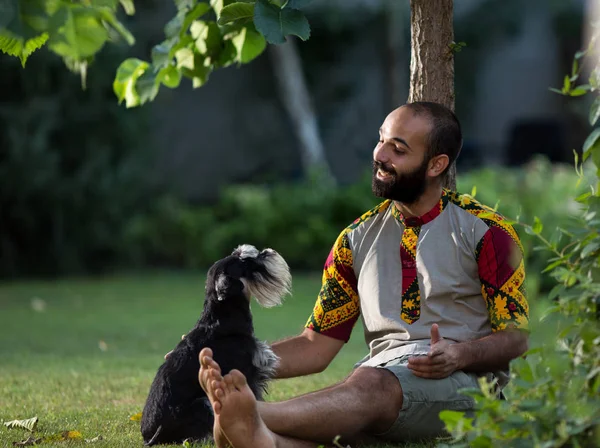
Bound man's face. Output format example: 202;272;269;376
372;107;433;204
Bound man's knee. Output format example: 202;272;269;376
346;367;403;410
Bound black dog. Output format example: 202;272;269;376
141;244;292;446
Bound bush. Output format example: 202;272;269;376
0;46;154;278
439;36;600;448
457;156;591;295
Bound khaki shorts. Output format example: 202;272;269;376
361;355;479;442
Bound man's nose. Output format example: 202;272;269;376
373;142;389;163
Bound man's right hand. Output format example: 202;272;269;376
164;334;186;360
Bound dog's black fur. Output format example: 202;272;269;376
140;245;292;446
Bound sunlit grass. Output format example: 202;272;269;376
0;272;428;447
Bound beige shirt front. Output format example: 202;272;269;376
306;190;529;382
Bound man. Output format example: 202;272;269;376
197;102;530;448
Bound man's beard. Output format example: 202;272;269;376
371;159;429;204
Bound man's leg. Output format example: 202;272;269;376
257;366;403;443
199;348;403;446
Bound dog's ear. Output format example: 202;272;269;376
215;274;244;301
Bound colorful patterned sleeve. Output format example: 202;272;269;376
305;230;361;342
477;219;530;332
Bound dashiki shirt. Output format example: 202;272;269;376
305;189;529;384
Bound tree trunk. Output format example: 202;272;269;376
408;0;457;190
269;39;335;186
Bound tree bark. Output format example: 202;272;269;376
408;0;457;190
269;39;335;186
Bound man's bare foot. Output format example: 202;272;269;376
198;348;222;406
198;349;229;447
214;369;276;448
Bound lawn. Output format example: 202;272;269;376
0;272;432;448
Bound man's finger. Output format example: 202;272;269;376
430;323;442;344
408;355;445;367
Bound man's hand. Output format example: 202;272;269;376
164;334;186;360
407;324;461;379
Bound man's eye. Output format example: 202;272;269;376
393;147;405;155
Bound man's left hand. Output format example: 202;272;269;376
407;324;461;379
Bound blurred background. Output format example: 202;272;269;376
0;0;596;298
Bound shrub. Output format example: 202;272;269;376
0;46;153;278
439;33;600;448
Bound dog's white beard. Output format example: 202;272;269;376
248;250;292;308
234;246;292;308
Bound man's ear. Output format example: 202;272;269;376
428;154;450;178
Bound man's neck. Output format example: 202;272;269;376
393;184;444;218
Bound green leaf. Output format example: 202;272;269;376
48;5;108;59
590;97;600;126
581;241;600;258
119;0;135;15
0;0;51;65
218;2;255;25
187;54;212;87
98;9;135;45
135;69;161;104
113;58;150;108
210;0;235;16
157;64;182;88
2;0;48;39
175;47;195;69
254;0;310;44
191;21;222;58
232;26;266;63
0;31;48;66
532;216;543;234
542;259;565;274
570;87;588;97
151;39;176;70
4;417;38;431
470;185;477;197
549;87;565;95
164;10;186;38
182;2;212;35
564;75;571;92
583;128;600;155
214;38;237;68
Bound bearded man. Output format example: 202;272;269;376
196;102;530;448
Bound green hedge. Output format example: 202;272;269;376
0;46;153;278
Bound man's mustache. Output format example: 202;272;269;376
373;161;395;176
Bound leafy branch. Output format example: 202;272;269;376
0;0;313;106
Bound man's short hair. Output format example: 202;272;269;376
404;101;463;176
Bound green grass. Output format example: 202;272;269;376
0;272;430;448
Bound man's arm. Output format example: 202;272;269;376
452;328;528;373
407;324;528;379
271;328;345;379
